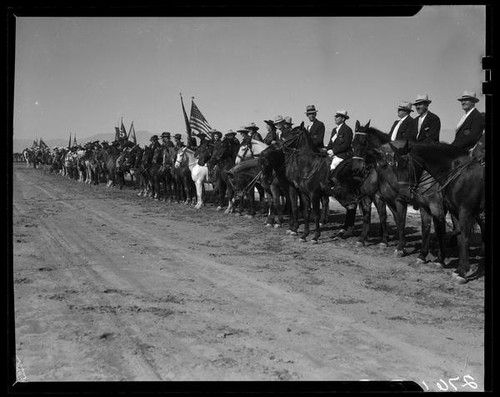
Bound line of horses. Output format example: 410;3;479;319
21;123;485;284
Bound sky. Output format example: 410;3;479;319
12;6;486;145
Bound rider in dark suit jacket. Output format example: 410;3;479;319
451;91;485;151
262;120;278;145
388;101;416;141
305;105;325;152
326;110;353;159
412;94;441;143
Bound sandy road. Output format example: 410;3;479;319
12;164;485;390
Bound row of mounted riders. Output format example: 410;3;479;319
23;121;485;283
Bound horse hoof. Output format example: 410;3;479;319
289;231;298;237
244;214;254;219
378;242;387;248
452;272;468;284
217;206;223;211
274;224;282;229
311;239;319;244
355;241;364;247
394;249;405;257
265;223;272;227
299;238;306;243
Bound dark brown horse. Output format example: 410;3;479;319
280;122;330;242
207;139;240;212
392;141;484;283
351;121;448;267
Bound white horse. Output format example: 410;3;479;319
235;139;269;164
175;147;211;209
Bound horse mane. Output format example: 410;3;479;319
366;127;391;145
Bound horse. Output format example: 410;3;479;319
392;141;485;283
225;158;266;217
175;146;210;209
278;122;331;242
351;121;448;266
207;139;240;212
235;139;269;165
158;145;178;202
258;144;291;228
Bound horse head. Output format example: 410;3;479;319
174;146;188;168
197;141;214;166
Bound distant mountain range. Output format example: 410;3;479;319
12;130;155;153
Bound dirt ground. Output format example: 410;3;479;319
12;163;486;390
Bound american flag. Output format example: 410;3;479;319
190;99;213;139
128;121;137;144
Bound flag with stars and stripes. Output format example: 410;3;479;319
190;99;213;140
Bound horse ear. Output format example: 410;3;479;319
365;120;371;129
355;120;360;130
388;142;398;153
300;121;305;129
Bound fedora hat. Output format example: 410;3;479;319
244;122;259;131
334;110;349;120
160;131;171;138
397;101;413;112
457;90;479;103
273;115;285;125
237;126;250;133
150;135;159;141
174;133;182;140
284;116;293;125
413;94;432;105
305;105;318;114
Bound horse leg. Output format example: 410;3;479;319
416;206;432;264
391;200;408;257
299;193;311;242
373;194;388;247
356;197;371;246
453;209;474;283
319;193;329;227
246;188;256;217
287;187;299;236
311;193;322;243
195;179;203;209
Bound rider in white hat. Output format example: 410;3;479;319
451;90;485;151
305;105;325;152
413;94;441;143
326;110;353;170
388;101;416;141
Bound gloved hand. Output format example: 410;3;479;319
327;149;334;156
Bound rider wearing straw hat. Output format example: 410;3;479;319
413;94;441;143
388;101;416;141
243;122;264;142
326;109;353;170
305;105;325;152
451;90;485;151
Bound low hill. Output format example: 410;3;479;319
13;130;154;153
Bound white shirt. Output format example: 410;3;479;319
332;123;344;142
456;107;475;131
391;115;409;141
417;112;428;134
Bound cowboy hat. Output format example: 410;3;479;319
237;127;250;133
150;135;159;141
244;122;259;131
212;130;222;138
273;115;285;125
305;105;318;114
457;90;480;103
225;130;237;137
174;133;182;140
334;110;349;120
160;131;171;138
413;94;432;105
397;101;413;112
284;116;293;125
